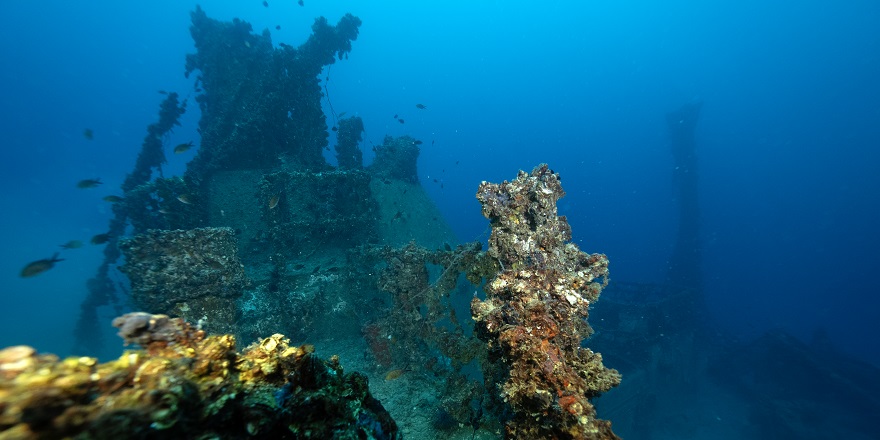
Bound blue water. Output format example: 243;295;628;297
1;0;878;436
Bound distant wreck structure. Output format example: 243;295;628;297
665;100;703;291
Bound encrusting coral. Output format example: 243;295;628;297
0;313;399;439
472;164;621;439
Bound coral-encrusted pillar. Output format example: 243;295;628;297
472;164;621;439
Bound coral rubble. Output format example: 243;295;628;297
472;164;621;439
119;228;248;335
0;314;399;439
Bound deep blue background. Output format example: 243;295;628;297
1;1;878;367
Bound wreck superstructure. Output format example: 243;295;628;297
40;7;621;439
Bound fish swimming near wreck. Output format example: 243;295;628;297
174;141;195;154
77;178;102;189
102;195;124;203
91;233;111;245
20;253;64;277
59;240;83;249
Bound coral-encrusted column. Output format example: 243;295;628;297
472;164;621;439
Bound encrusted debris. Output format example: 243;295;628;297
119;227;248;336
472;164;621;439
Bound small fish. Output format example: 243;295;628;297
91;233;111;245
415;104;427;109
384;369;409;381
203;258;224;270
337;111;347;118
431;140;435;146
393;114;398;119
20;253;64;277
262;0;268;6
174;141;195;154
158;90;168;95
59;240;83;250
413;140;423;145
298;0;304;6
83;128;94;140
275;25;281;30
398;118;405;124
177;194;193;204
77;178;102;189
269;194;280;209
102;195;124;203
331;126;338;132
